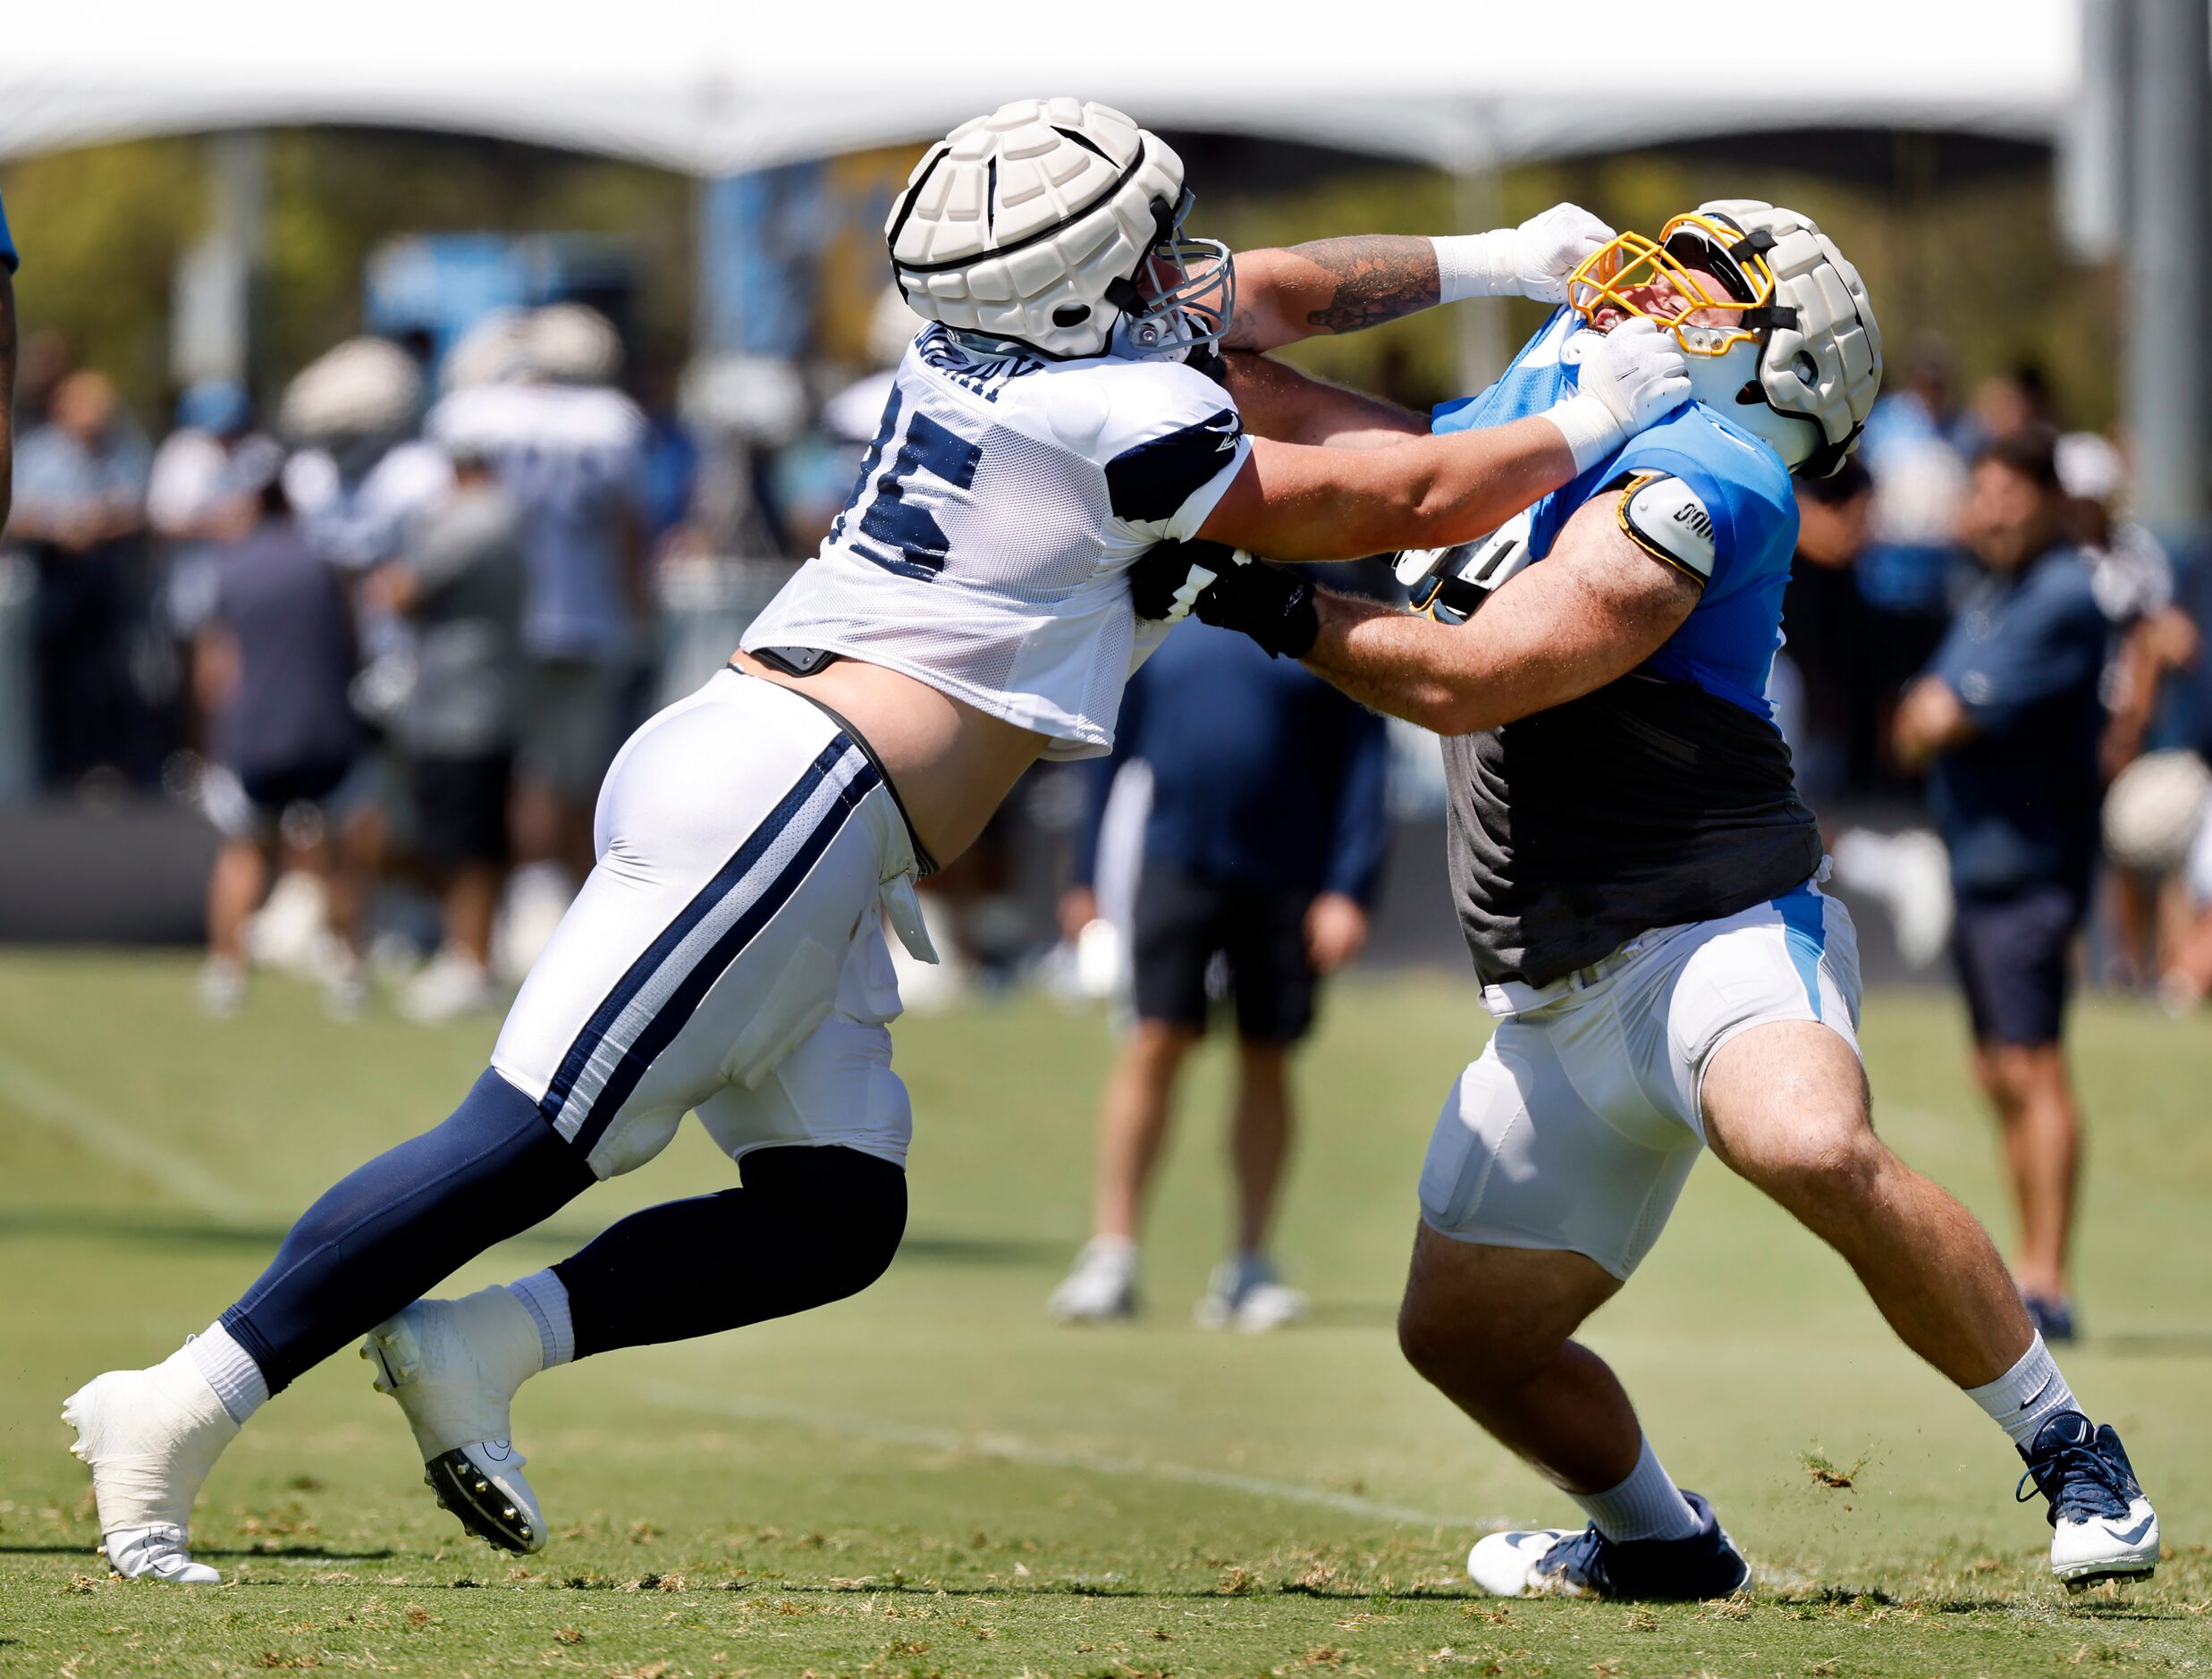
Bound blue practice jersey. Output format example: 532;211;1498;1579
1430;310;1823;986
1431;308;1800;718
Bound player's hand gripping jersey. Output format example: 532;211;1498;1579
743;325;1249;761
1429;309;1823;986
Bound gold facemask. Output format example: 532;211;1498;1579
1566;213;1785;358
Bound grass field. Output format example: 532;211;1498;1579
1;950;2208;1677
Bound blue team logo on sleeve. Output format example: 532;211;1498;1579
1104;409;1241;523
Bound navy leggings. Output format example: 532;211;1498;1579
223;1069;904;1392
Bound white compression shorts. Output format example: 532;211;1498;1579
1418;881;1863;1279
489;669;920;1180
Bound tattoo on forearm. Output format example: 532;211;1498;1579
1221;304;1267;352
1289;236;1441;335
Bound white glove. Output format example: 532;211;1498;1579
1433;203;1615;305
1541;317;1693;474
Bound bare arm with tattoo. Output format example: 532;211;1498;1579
1224;238;1442;351
1221;204;1613;354
1296;493;1701;736
1219;351;1428;450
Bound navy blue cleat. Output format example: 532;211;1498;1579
1466;1490;1750;1599
2018;1411;2158;1589
2022;1294;2078;1345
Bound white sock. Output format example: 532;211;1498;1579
1568;1437;1701;1542
181;1321;270;1425
506;1270;575;1370
1965;1333;2078;1451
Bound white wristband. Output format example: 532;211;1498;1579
1431;232;1514;304
1541;393;1627;477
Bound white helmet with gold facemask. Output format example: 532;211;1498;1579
1567;199;1882;477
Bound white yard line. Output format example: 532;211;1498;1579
0;1048;256;1221
643;1379;1469;1530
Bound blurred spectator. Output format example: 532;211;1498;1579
1050;623;1389;1331
1971;363;2055;449
150;381;272;666
8;370;151;789
430;304;648;966
280;338;449;576
1856;340;1969;780
365;444;528;1022
2054;431;2199;777
2154;760;2212;1008
2056;430;2201;987
12;327;70;436
1779;456;1873;800
630;345;701;552
148;381;263;546
188;447;367;1017
1;188;17;528
1894;429;2109;1342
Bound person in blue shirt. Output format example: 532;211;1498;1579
1142;200;2157;1599
1895;428;2110;1342
2;187;16;529
1049;614;1389;1330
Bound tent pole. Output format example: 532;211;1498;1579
170;129;266;392
2125;0;2209;551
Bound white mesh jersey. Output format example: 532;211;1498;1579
742;325;1250;760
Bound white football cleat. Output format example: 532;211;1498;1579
1468;1525;1584;1597
1194;1256;1309;1332
1466;1493;1749;1600
63;1356;239;1584
362;1287;545;1553
2019;1411;2161;1588
1049;1238;1138;1321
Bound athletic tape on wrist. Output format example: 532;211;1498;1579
1542;393;1627;477
1431;232;1512;305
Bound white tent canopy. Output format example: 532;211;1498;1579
3;0;2078;174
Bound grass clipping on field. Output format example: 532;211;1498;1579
1799;1445;1874;1490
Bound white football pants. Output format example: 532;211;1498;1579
490;670;919;1179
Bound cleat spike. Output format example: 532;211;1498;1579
502;1506;517;1521
423;1472;435;1488
474;1480;489;1494
519;1527;532;1540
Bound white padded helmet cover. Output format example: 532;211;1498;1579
888;98;1186;358
1691;199;1883;472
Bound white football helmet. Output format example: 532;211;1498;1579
279;336;424;443
527;303;624;386
886;97;1233;361
1568;199;1882;477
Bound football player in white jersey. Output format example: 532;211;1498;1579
61;98;1695;1582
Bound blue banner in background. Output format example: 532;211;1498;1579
364;233;636;369
700;163;828;357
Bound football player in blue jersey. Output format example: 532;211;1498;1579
1144;202;2160;1598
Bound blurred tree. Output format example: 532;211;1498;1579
0;128;2121;439
2;130;693;428
0;139;206;422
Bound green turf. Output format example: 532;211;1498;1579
1;951;2207;1676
